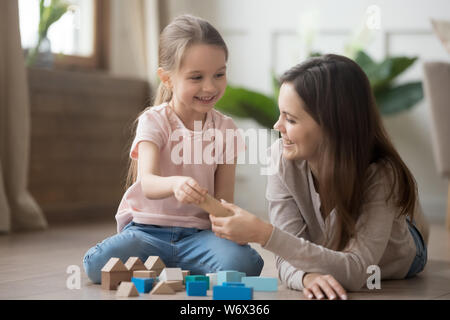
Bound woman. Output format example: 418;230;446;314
209;54;429;300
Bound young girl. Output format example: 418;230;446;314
209;54;429;300
83;14;263;284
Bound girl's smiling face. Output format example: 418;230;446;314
168;43;227;120
274;82;324;162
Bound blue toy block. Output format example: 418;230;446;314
185;275;210;290
213;285;253;300
131;277;154;293
217;271;245;285
241;277;278;292
222;282;245;287
186;281;207;296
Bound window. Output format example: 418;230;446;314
19;0;109;70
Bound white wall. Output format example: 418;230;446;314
167;0;450;222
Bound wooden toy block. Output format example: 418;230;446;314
186;281;207;296
116;282;139;297
125;257;146;271
150;281;176;295
158;267;183;282
206;273;217;288
133;270;156;279
131;277;154;293
223;282;245;287
185;275;210;290
217;271;244;285
197;193;233;217
101;257;132;290
144;256;166;275
213;285;253;300
241;277;278;292
182;270;190;284
166;280;184;292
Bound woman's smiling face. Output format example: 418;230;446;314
274;82;324;162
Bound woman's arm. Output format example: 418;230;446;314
138;141;206;203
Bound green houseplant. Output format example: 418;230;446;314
215;50;424;128
26;0;70;67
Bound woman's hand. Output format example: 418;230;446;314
302;273;347;300
172;176;207;205
209;200;273;246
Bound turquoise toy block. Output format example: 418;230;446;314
212;285;253;300
185;275;210;290
222;282;245;287
217;271;245;285
186;281;207;296
131;277;154;293
241;277;278;292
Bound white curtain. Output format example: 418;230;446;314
110;0;161;89
0;0;48;232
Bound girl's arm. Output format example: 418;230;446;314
214;163;236;203
138;141;206;203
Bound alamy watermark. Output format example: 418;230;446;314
169;121;279;176
366;265;381;289
366;5;381;30
66;265;81;290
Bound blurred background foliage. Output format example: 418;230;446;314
215;49;423;129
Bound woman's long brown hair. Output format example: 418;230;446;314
280;54;417;251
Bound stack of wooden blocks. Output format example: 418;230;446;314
101;256;190;297
101;255;278;299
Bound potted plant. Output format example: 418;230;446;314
26;0;70;67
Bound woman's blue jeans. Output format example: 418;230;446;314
405;218;427;278
83;222;264;284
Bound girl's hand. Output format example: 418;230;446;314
302;273;347;300
172;176;207;205
209;200;273;246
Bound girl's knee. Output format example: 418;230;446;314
83;247;103;284
82;231;145;284
219;245;264;276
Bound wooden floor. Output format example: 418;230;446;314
1;217;449;300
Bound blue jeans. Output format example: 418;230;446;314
405;218;427;278
83;221;264;284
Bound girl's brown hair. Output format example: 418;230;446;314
280;54;417;251
124;14;228;190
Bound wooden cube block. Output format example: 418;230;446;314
182;270;190;284
133;270;156;279
159;267;183;282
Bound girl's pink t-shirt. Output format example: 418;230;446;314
115;103;245;232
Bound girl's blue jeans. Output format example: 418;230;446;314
83;221;264;284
